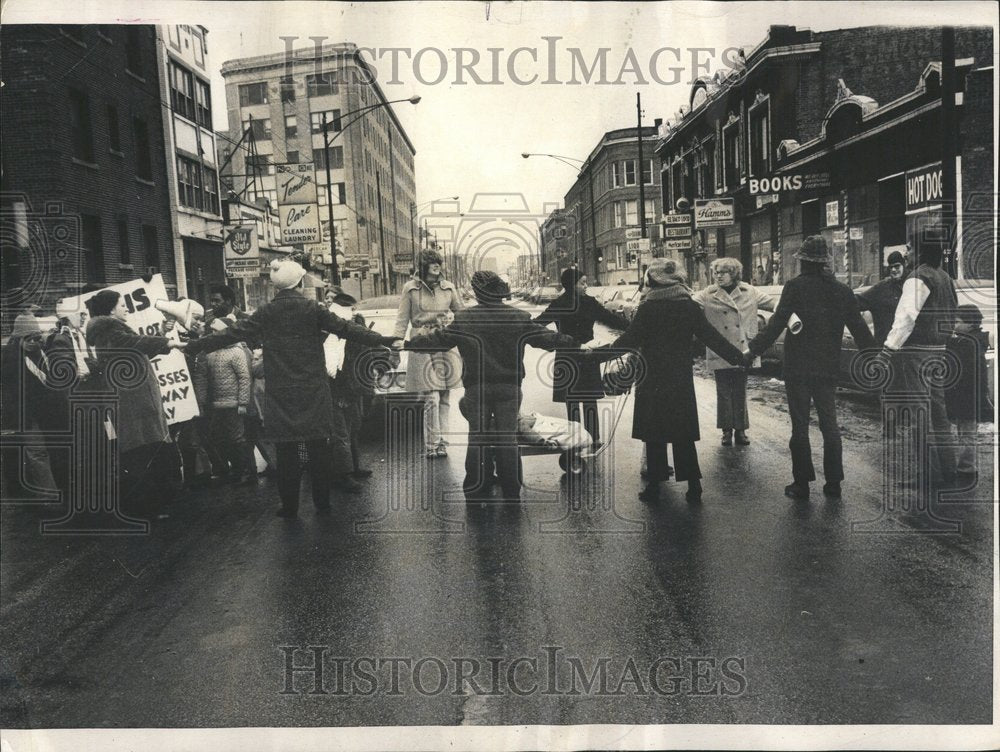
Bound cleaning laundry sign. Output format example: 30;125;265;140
57;275;199;424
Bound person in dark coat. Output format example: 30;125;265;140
533;267;628;449
945;304;992;479
407;271;577;503
185;258;401;518
746;236;876;500
587;259;744;503
856;249;908;345
85;290;187;518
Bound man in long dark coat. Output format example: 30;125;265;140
186;259;401;517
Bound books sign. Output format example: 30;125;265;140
694;198;735;229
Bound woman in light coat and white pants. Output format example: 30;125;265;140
394;249;463;457
693;257;771;446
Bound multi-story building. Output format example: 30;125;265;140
219;42;417;297
1;24;175;315
562;127;662;286
539;208;574;283
155;24;225;302
655;24;994;288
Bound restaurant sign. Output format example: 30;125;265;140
905;162;944;212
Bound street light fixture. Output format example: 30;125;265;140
321;96;420;285
521;151;600;282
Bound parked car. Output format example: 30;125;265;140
754;279;994;393
529;285;562;305
352;295;412;398
600;284;640;317
616;286;645;320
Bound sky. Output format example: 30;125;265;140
4;0;997;271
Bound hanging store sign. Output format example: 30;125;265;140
662;213;691;225
223;225;260;279
749;172;831;196
905;162;944;212
663;239;693;252
275;163;318;205
279;203;321;245
664;225;692;238
694;198;735;229
626;238;652;252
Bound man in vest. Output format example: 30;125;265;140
881;236;958;487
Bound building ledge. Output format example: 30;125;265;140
71;158;99;170
135;177;155;187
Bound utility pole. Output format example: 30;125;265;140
941;26;959;278
636;92;647;285
322;112;341;284
376;170;388;294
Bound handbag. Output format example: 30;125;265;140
602;353;644;396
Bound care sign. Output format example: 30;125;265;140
57;275;199;425
223;225;260;279
279;202;321;244
905;162;944;212
694;198;735;229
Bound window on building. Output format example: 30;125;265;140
116;219;130;265
81;214;105;282
644;199;655;224
169;62;196;120
313;146;343;171
318;183;347;206
241;118;271;140
749;104;769;177
246;155;271;176
132;116;152;179
671;161;684;206
124;27;143;77
723;122;740;189
306;73;338;97
624;160;637;186
642;158;655;186
700;140;716;196
285;150;299;164
801;199;821;236
257;188;277;207
238;82;268;107
613;201;623;228
311;110;342;133
614;243;624;269
195;79;211;127
203;166;219;214
177;156;203;209
142;225;159;270
107;104;121;152
284;113;297;137
68;88;94;162
625;199;638;226
279;75;296;103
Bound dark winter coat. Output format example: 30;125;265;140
856;276;904;346
185;289;395;443
86;315;172;453
534;292;628;402
599;283;743;443
945;330;993;422
407;301;577;400
748;266;876;380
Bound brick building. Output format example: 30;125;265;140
539;208;574;283
560;128;662;286
219;42;417;297
1;24;176;316
655;24;994;288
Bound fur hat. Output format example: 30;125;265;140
270;259;307;290
795;235;832;263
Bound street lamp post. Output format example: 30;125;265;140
321;96;420;285
521;152;600;283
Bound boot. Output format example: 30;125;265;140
686;479;703;503
722;430;733;446
735;430;750;445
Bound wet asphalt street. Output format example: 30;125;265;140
1;309;993;728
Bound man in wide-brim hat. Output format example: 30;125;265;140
747;235;876;501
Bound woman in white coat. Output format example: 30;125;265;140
693;257;771;446
394;249;463;457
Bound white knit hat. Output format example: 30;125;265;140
270;258;307;290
